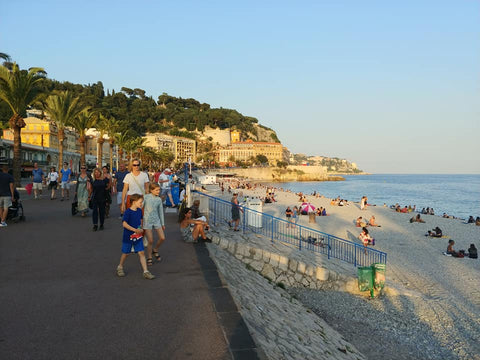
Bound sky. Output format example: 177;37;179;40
2;0;479;173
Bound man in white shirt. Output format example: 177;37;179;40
121;160;150;213
158;168;175;207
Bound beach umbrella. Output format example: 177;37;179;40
301;203;316;213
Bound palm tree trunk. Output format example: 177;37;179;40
79;136;86;165
97;139;104;167
118;148;124;164
109;141;114;171
58;128;64;171
12;124;22;187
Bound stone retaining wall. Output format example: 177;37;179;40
211;235;359;293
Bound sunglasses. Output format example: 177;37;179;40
81;167;86;170
132;164;140;167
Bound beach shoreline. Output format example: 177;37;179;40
200;181;480;359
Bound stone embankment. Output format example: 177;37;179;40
207;242;366;360
209;166;344;182
210;233;358;293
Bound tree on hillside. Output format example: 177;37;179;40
0;63;46;185
256;154;268;165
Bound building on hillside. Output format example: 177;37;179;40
144;133;196;163
230;130;241;143
215;139;283;165
282;147;291;163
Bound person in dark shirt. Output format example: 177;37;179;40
0;165;15;227
89;168;110;231
468;244;478;259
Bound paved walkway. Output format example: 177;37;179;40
0;192;259;360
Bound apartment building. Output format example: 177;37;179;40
144;133;196;163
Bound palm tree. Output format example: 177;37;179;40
114;130;136;165
95;114;111;167
0;53;11;62
0;63;46;185
99;116;119;170
43;91;85;170
69;110;95;165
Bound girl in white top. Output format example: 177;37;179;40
47;167;59;200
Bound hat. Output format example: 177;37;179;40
164;168;171;173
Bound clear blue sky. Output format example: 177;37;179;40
2;0;479;173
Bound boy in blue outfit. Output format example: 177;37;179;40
116;193;155;279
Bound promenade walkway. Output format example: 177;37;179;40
0;193;260;360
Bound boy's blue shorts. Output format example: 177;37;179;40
122;240;144;254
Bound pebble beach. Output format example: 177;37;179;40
200;182;480;360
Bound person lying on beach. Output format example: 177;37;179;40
369;215;381;227
427;226;442;237
410;214;425;223
356;216;367;227
467;244;478;259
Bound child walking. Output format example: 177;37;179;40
143;183;166;266
116;194;155;279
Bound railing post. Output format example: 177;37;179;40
213;198;217;226
242;207;246;233
299;227;302;251
327;235;330;259
271;216;274;244
354;244;357;267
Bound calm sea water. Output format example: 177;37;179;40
268;174;480;220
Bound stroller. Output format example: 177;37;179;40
7;189;25;222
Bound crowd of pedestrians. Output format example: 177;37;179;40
2;160;182;281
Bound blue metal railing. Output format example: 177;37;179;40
193;191;387;267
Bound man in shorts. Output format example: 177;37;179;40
158;168;174;207
0;165;14;227
60;162;72;201
31;162;45;199
113;162;129;217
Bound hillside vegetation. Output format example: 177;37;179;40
0;80;280;143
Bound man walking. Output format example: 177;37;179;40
113;162;129;218
60;162;72;201
121;160;150;214
0;165;14;227
31;162;45;199
158;168;175;207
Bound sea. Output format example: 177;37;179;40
267;174;480;220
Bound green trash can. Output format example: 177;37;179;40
358;266;374;292
373;263;386;290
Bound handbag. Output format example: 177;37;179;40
71;201;78;215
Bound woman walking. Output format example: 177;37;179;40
102;166;113;218
75;165;91;217
89;168;110;231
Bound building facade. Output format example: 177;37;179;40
144;133;196;163
216;140;283;165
